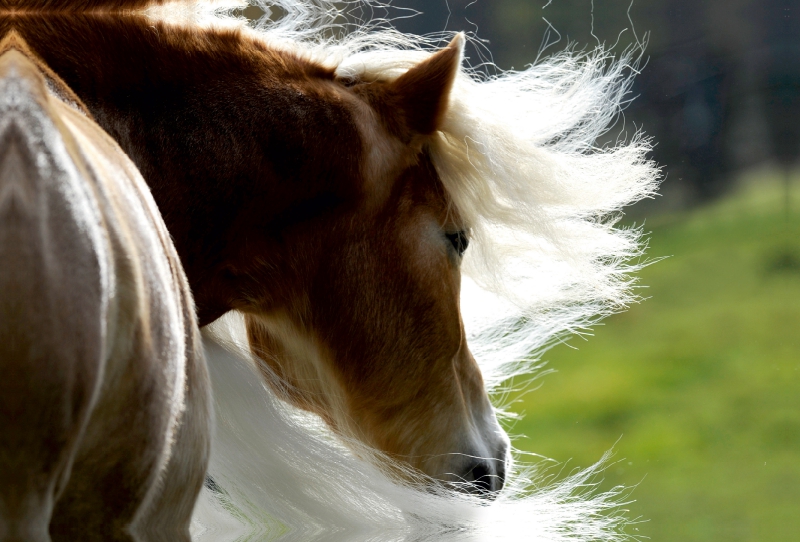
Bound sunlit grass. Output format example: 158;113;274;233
503;169;800;542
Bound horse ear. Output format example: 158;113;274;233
388;33;464;136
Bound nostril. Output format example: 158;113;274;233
451;434;509;497
468;462;492;494
459;460;506;497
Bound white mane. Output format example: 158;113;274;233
178;1;660;540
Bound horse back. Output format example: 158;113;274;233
0;39;210;541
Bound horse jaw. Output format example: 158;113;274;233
239;306;508;495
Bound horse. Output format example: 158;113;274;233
5;1;659;538
0;34;211;541
10;10;514;491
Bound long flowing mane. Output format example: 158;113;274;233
132;1;659;539
218;0;658;385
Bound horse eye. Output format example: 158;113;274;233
445;231;469;257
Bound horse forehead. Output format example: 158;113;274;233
276;76;413;211
270;77;364;167
336;90;416;207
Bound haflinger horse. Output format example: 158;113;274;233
7;0;659;539
11;8;511;491
0;34;211;541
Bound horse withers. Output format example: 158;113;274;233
0;36;211;541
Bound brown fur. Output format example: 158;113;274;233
3;14;506;487
8;15;358;324
0;1;194;12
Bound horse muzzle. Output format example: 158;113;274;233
446;427;510;498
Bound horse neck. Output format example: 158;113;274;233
14;15;349;324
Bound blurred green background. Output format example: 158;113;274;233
242;1;800;539
502;170;800;541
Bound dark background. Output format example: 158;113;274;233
364;0;800;214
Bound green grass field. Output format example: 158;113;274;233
502;170;800;541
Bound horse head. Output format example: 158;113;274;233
233;35;509;493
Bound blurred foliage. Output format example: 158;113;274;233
498;170;800;541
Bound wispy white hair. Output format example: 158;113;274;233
194;320;632;542
166;0;660;539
